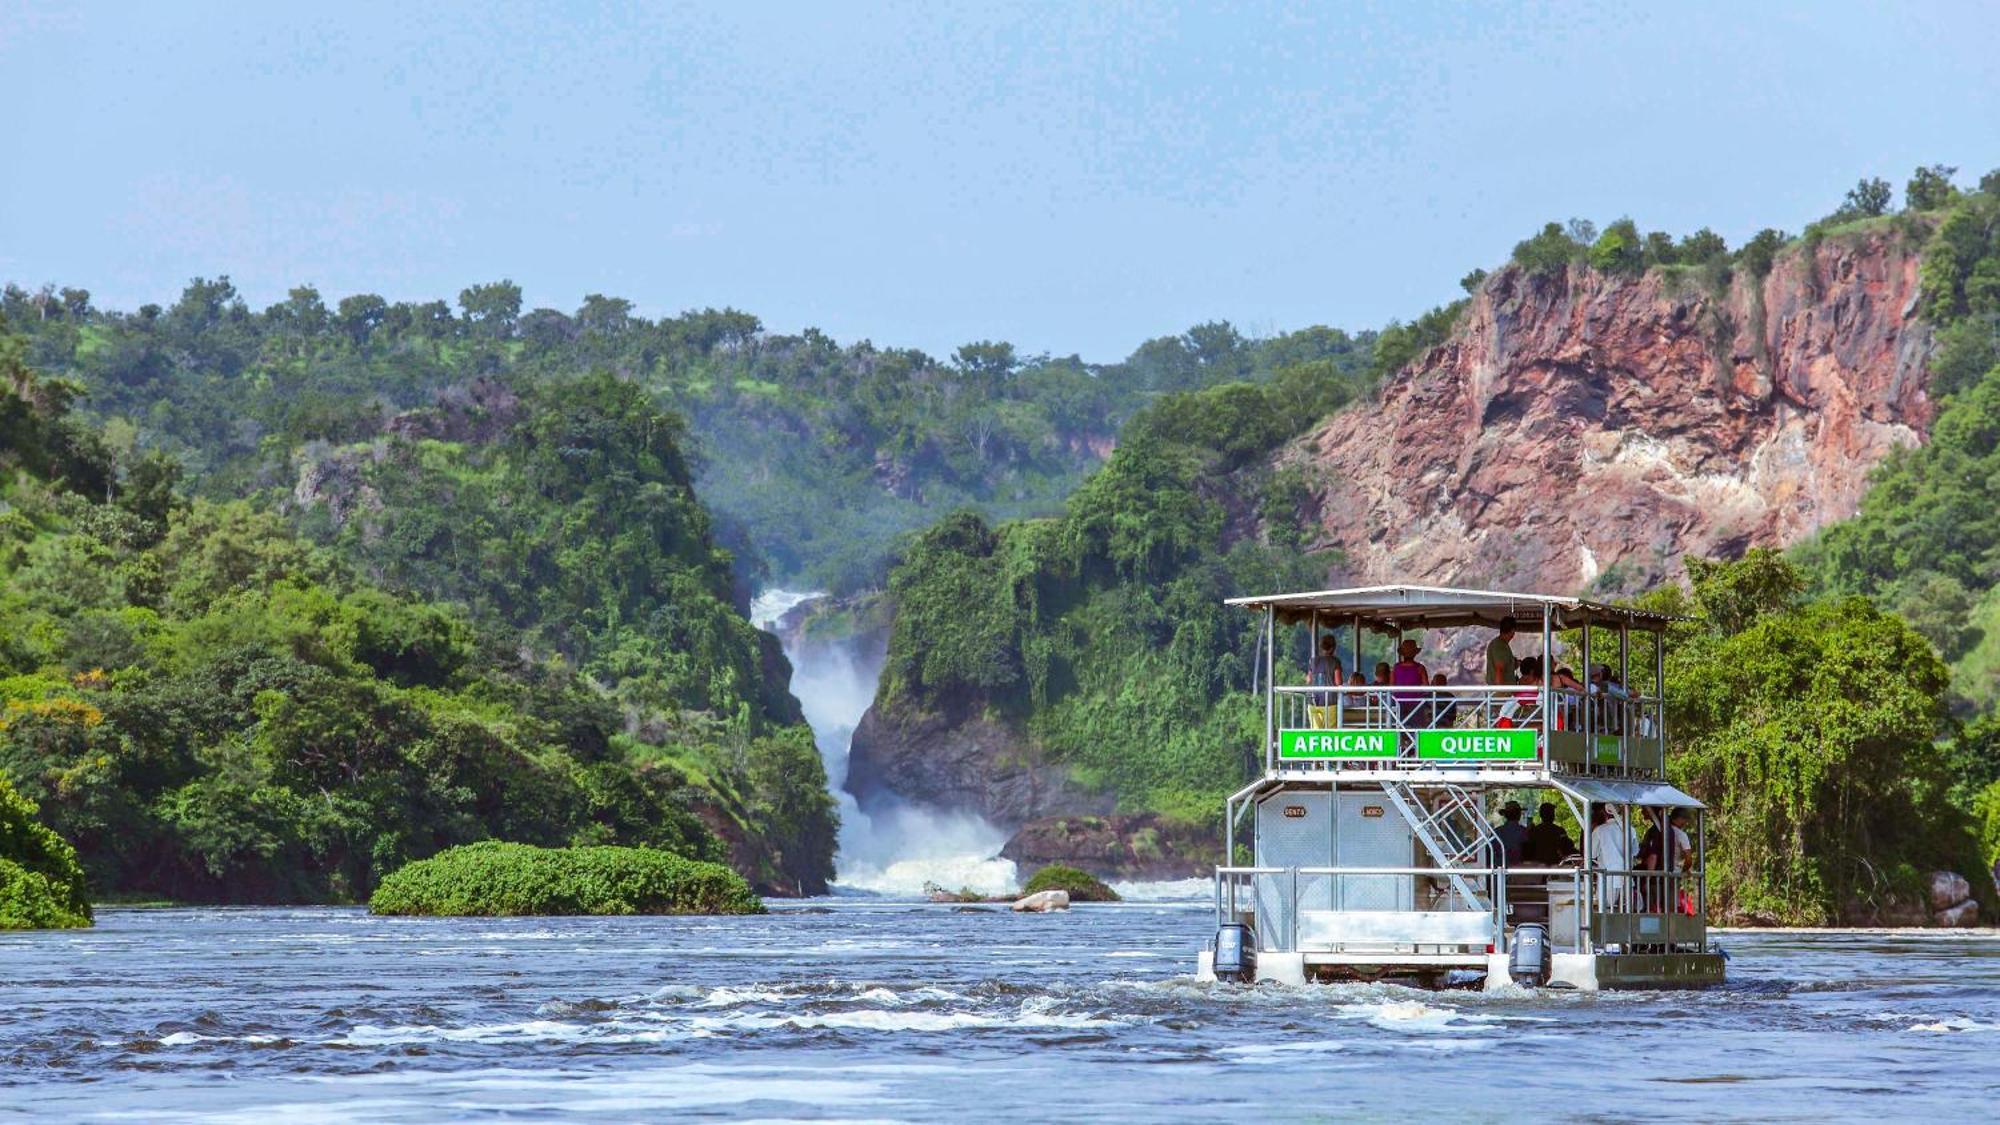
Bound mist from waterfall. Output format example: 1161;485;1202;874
751;590;1018;897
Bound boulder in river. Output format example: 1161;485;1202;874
1012;889;1070;913
1935;900;1980;928
1928;870;1972;912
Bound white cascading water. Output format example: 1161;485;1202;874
750;590;1019;897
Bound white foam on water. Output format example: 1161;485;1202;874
685;1006;1122;1034
1108;877;1212;902
1902;1016;1997;1033
755;588;1020;898
1334;1000;1497;1033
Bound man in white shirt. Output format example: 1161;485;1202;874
1588;805;1636;911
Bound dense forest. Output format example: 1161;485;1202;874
876;165;2000;924
0;277;1379;593
0;326;834;904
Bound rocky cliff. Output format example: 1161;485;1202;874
1292;230;1934;592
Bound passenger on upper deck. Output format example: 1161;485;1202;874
1306;635;1341;725
1306;635;1341;688
1485;617;1518;685
1390;639;1429;723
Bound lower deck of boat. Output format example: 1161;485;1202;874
1196;949;1725;991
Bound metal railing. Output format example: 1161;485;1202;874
1266;684;1663;775
1215;864;1707;956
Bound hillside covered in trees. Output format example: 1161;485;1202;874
0;324;834;904
1;279;1379;593
860;165;2000;923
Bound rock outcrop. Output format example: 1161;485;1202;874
1290;231;1934;593
1001;814;1213;881
846;699;1113;828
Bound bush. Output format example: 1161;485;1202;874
368;841;764;916
0;773;91;930
1021;863;1120;902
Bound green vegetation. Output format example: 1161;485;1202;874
1020;863;1119;903
0;315;833;903
369;841;763;916
1797;174;2000;715
1648;551;1984;924
0;773;91;929
881;344;1383;826
1;278;1376;593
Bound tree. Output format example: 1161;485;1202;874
1842;176;1893;218
269;286;330;337
1677;228;1729;263
1458;268;1487;294
953;340;1018;381
1588;218;1646;275
335;294;388;345
1512;222;1580;276
1737;228;1789;280
1906;164;1959;212
575;294;634;336
458;281;523;339
1667;553;1973;924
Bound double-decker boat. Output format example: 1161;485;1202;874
1196;585;1724;991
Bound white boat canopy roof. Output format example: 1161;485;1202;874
1553;777;1705;810
1225;584;1680;632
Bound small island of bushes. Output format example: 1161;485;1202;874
0;775;92;931
369;841;765;917
1022;864;1121;903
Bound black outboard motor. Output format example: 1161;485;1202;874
1212;923;1257;983
1508;923;1550;987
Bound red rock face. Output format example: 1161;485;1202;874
1291;232;1934;593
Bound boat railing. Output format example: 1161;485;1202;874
1266;685;1663;775
1215;864;1707;956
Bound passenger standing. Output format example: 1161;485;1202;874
1525;802;1574;865
1485;617;1519;686
1589;805;1636;911
1390;639;1429;725
1305;635;1341;728
1492;800;1528;865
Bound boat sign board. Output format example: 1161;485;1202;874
1416;729;1538;761
1279;729;1395;760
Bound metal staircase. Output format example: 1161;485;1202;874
1380;782;1501;910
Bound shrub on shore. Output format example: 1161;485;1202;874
1021;864;1120;903
368;841;764;917
0;775;92;930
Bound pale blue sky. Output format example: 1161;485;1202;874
3;1;1995;361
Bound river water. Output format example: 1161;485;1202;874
6;904;1999;1121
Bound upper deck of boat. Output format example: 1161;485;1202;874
1230;584;1678;785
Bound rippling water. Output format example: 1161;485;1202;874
6;904;1999;1121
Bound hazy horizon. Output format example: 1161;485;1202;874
4;1;1996;362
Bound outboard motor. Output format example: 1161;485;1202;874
1212;924;1257;983
1508;923;1550;987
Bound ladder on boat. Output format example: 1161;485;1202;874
1380;781;1500;910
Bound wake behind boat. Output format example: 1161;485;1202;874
1197;585;1724;991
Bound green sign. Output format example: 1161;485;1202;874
1416;729;1538;761
1279;729;1396;760
1593;735;1622;765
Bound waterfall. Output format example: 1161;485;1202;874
751;590;1019;897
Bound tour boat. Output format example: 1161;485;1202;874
1196;586;1724;991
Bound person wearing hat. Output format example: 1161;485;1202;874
1492;799;1528;865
